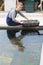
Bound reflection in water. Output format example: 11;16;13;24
7;29;40;52
0;30;42;65
7;30;25;52
21;29;40;35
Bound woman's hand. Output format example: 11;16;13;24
16;20;23;24
20;21;24;24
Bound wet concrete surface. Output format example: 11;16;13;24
0;30;43;65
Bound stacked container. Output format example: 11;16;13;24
24;0;35;12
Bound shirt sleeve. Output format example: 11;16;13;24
18;11;26;18
11;10;17;21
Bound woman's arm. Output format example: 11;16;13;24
18;11;29;20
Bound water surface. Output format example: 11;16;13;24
0;30;43;65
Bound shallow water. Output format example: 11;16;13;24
0;30;43;65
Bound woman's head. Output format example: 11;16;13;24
16;2;23;11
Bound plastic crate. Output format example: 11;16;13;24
24;0;35;12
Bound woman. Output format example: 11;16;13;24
6;2;25;37
6;2;24;26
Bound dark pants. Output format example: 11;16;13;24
6;17;21;26
6;17;21;33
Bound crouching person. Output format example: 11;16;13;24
6;2;24;38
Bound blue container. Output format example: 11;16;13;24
24;0;35;12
